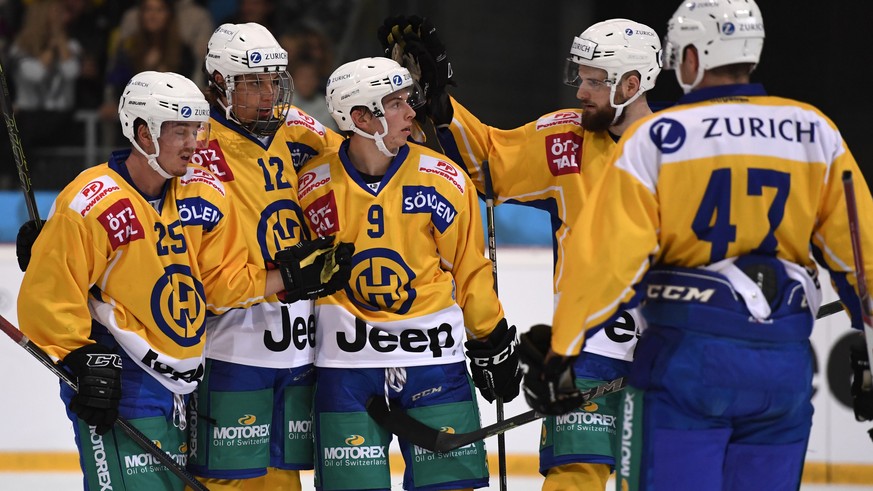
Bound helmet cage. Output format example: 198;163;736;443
204;23;293;137
224;71;294;137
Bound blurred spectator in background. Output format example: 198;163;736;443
276;0;357;42
116;0;212;85
9;0;80;112
0;0;22;57
63;0;112;109
280;22;335;81
217;0;279;37
289;58;336;131
8;0;82;151
0;0;21;189
205;0;236;28
99;0;198;144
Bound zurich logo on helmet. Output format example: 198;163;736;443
180;106;192;118
649;118;687;154
250;52;262;63
721;22;736;35
392;74;403;86
625;28;633;36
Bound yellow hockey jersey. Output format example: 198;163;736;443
192;106;343;368
18;151;267;394
552;84;873;355
297;140;504;368
438;98;641;361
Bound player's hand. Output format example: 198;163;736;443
850;333;873;421
63;344;122;435
465;319;522;403
519;324;581;415
377;15;454;126
274;236;354;303
16;219;45;272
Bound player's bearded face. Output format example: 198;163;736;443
579;100;618;133
575;65;621;133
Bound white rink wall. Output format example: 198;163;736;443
1;244;872;475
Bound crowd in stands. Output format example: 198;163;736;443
0;0;345;189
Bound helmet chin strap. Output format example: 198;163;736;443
213;78;245;130
132;138;174;180
675;62;705;94
217;98;242;127
608;83;644;126
353;118;397;157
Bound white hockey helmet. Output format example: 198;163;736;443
204;23;293;137
325;57;424;156
565;19;661;122
118;71;210;179
663;0;765;92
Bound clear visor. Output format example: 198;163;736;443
563;58;584;87
380;81;426;113
159;121;211;151
227;71;294;137
563;59;615;90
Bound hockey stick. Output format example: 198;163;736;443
367;376;627;453
482;160;507;491
482;161;499;294
366;300;845;454
0;61;41;226
818;299;843;319
842;171;873;405
0;314;209;491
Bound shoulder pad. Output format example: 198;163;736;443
69;175;123;217
415;152;467;195
535;110;582;131
285;107;328;137
179;166;227;197
298;162;332;201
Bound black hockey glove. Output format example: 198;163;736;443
519;324;581;415
465;318;522;403
274;236;354;303
850;334;873;421
16;219;44;272
63;344;123;435
377;15;455;126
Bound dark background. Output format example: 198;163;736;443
1;0;871;188
372;0;872;183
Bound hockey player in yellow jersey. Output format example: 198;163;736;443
15;71;345;491
185;23;351;491
297;57;522;491
378;16;661;491
524;1;873;490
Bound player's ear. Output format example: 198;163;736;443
135;120;153;151
351;106;372;130
623;72;642;98
211;71;226;88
